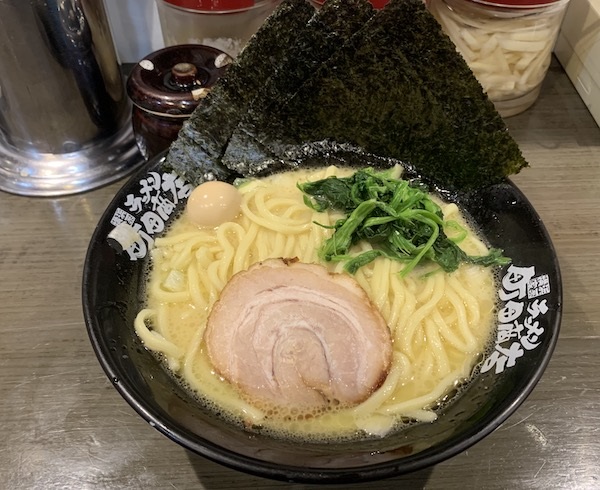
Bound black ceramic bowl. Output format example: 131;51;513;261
82;154;562;484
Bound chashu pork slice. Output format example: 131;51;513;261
204;257;393;410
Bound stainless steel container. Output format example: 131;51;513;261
0;0;144;196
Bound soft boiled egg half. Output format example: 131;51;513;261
186;181;242;227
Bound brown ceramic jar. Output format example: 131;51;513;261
126;44;231;160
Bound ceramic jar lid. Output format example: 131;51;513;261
127;44;232;119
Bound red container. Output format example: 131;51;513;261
156;0;281;58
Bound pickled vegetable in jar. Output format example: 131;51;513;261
428;0;570;117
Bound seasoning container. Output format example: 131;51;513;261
156;0;281;58
126;45;231;160
428;0;570;117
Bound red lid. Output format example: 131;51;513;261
312;0;390;8
367;0;389;7
162;0;261;11
313;0;563;7
469;0;565;5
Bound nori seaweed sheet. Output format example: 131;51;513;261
221;0;528;190
222;0;452;181
248;0;374;120
163;0;315;184
382;0;527;186
222;0;375;171
169;0;528;191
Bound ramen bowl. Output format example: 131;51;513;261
82;153;561;483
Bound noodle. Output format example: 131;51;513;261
135;166;496;439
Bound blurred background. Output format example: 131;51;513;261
104;0;165;64
104;0;598;126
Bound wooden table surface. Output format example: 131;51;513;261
1;60;599;489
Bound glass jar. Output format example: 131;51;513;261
428;0;570;117
156;0;281;58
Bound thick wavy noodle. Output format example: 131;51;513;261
135;166;496;440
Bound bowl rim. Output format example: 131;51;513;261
82;157;562;483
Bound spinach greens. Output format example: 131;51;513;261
298;168;510;276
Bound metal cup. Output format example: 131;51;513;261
0;0;144;196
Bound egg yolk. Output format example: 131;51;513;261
186;181;242;227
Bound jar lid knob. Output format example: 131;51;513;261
172;62;198;87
